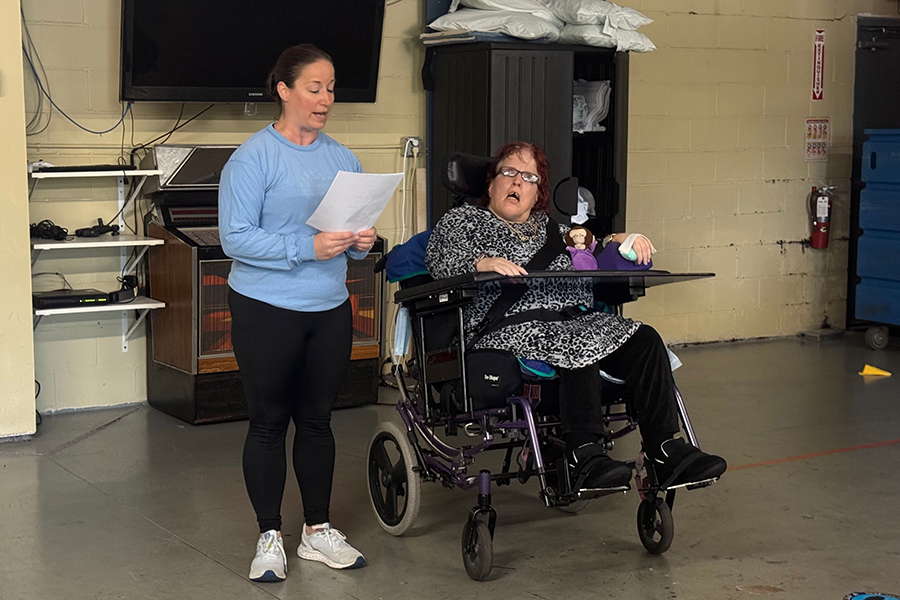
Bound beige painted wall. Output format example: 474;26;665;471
622;0;897;343
15;0;899;412
22;0;425;412
1;0;37;437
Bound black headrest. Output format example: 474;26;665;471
441;153;492;200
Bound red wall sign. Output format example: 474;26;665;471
812;29;825;101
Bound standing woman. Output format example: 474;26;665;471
219;44;374;582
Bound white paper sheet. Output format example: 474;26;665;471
306;171;403;232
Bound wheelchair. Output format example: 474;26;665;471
366;153;718;580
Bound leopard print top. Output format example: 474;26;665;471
425;204;640;369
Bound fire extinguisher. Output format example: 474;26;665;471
808;186;834;249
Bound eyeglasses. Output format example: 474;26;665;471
498;166;540;184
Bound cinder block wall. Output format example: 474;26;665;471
623;0;896;343
17;0;898;412
22;0;425;412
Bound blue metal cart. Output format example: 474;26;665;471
857;129;900;349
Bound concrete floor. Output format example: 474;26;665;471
2;334;899;600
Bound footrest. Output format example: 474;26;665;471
657;476;720;493
577;484;630;497
684;477;719;491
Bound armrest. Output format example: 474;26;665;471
394;272;483;304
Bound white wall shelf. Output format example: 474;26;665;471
33;297;165;349
30;168;166;352
30;169;160;233
31;234;164;250
34;296;164;317
31;234;164;275
31;169;162;179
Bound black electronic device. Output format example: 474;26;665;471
109;275;138;303
109;287;135;303
141;146;231;255
120;0;385;103
75;219;121;238
32;289;111;309
34;164;137;173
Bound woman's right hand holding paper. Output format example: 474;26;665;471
314;231;358;260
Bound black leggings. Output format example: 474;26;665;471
558;324;680;447
229;288;352;533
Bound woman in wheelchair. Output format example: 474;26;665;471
424;141;727;492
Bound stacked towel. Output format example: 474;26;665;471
424;0;655;52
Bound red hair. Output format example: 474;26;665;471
478;141;551;214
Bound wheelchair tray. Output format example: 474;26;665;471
394;270;714;305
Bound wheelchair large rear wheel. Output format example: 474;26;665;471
367;421;421;536
461;520;493;581
637;497;674;554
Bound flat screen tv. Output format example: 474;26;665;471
120;0;385;103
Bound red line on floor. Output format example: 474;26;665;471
731;438;900;471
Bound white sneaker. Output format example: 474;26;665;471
297;523;366;569
249;530;287;582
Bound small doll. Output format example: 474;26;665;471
564;225;598;270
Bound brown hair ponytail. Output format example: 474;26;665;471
265;44;333;111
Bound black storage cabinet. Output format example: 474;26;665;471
425;42;629;235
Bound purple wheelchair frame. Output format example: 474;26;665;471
392;368;699;497
376;270;714;578
389;271;707;496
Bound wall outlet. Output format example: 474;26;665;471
402;136;421;157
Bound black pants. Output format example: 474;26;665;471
558;324;680;446
229;288;352;533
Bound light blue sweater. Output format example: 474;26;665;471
219;124;368;312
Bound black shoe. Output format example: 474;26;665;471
569;443;632;490
648;438;727;488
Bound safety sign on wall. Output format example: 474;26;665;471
805;117;830;162
812;29;825;101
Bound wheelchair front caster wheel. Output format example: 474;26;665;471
461;520;493;580
637;497;674;554
865;326;889;350
367;421;421;536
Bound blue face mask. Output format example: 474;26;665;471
392;306;411;362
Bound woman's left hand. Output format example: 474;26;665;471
353;227;377;252
613;233;656;265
